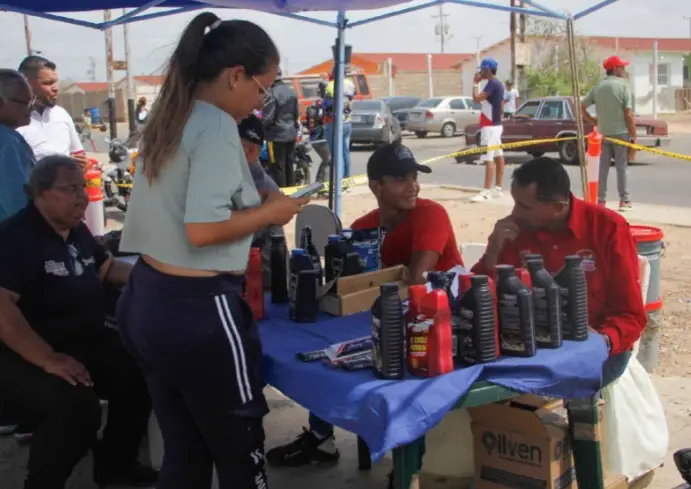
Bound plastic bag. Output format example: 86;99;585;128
601;356;668;480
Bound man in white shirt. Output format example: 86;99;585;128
16;56;87;166
503;80;519;118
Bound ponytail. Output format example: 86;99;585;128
139;12;219;183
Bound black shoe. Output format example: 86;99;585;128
266;428;340;467
94;461;159;488
674;448;691;485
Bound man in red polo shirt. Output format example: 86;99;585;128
472;156;646;384
266;142;464;468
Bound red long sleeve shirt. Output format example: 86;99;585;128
471;196;646;356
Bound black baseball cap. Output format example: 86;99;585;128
366;142;431;180
238;114;264;146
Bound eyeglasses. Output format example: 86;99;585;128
9;96;35;108
253;76;273;105
52;183;86;196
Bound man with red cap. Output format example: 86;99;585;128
581;55;636;212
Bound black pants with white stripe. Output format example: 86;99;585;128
117;259;269;489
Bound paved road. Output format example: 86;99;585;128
91;127;691;208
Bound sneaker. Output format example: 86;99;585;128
93;461;159;488
491;187;503;198
470;189;491;202
0;412;18;436
266;428;340;467
618;201;633;212
597;200;607;207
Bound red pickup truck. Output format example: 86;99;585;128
463;96;671;164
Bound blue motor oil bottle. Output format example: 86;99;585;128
495;264;537;357
554;255;589;341
300;225;323;286
270;234;289;303
347;227;383;272
455;274;499;365
289;249;319;323
371;283;406;379
526;257;563;349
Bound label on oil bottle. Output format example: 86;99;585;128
498;293;525;353
407;318;432;376
559;286;571;331
371;315;383;376
457;307;477;363
532;286;549;342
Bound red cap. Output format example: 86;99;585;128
603;55;629;71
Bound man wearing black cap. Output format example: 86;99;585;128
266;142;463;469
238;114;285;288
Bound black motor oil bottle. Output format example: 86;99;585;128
325;235;363;285
289;249;319;323
270;234;289;303
526;257;563;349
495;265;537;357
300;226;324;286
554;255;589;341
371;283;405;379
456;274;499;365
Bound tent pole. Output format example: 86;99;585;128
330;10;347;219
566;18;588;199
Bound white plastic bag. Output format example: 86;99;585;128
601;356;668;480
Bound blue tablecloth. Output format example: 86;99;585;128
259;302;608;461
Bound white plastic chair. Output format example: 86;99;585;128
460;242;487;269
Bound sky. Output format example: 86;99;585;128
0;0;688;83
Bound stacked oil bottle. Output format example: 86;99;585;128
268;226;384;323
371;255;590;380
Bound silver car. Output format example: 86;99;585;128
406;96;482;138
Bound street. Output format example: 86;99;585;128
91;126;691;208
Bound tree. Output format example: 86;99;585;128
524;18;602;98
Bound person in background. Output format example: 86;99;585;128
581;55;636;212
116;13;308;489
0;156;156;489
79;109;97;152
263;69;299;188
0;68;38;436
266;142;463;468
471;156;646;385
238;113;285;288
470;58;506;203
16;56;88;168
323;71;354;178
306;96;331;183
503;80;519;118
134;97;148;126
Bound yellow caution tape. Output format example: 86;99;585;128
604;137;691;162
283;136;578;195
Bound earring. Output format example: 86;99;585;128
230;83;236;90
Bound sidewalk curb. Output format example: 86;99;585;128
438;184;485;193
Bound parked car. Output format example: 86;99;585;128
463;96;671;164
350;99;402;146
380;96;422;130
406;96;482;138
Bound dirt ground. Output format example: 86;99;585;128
285;187;691;378
661;111;691;135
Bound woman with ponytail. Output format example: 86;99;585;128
116;12;308;489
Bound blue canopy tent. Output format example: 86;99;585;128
2;0;619;217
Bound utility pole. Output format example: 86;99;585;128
510;0;517;83
432;4;452;53
87;57;97;82
104;10;117;139
123;9;136;135
518;0;527;96
472;35;483;67
685;16;691;38
23;15;32;57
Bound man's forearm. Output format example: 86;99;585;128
472;85;481;103
105;259;132;286
625;110;637;139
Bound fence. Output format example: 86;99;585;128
676;88;691;111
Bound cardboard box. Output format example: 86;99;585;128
319;265;409;316
602;473;627;489
469;395;576;489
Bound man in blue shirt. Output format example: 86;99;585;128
470;58;506;203
0;69;36;223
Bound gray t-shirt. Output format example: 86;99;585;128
120;101;261;271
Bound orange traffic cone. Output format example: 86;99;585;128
586;127;603;204
84;160;106;236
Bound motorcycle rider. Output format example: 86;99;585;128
262;68;300;188
306;92;331;182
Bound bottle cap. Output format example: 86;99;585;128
270;234;285;243
291;248;306;256
526;257;544;271
380;282;400;295
328;234;341;243
495;264;516;278
470;274;489;285
564;255;582;266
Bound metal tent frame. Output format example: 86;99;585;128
2;0;620;217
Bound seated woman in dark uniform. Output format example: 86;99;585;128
0;155;157;489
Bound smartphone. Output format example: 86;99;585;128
291;181;324;199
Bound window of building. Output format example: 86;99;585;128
649;63;671;86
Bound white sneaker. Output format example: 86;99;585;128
491;187;503;198
470;189;491;202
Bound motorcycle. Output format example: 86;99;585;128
102;136;137;212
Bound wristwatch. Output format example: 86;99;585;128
601;333;612;352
